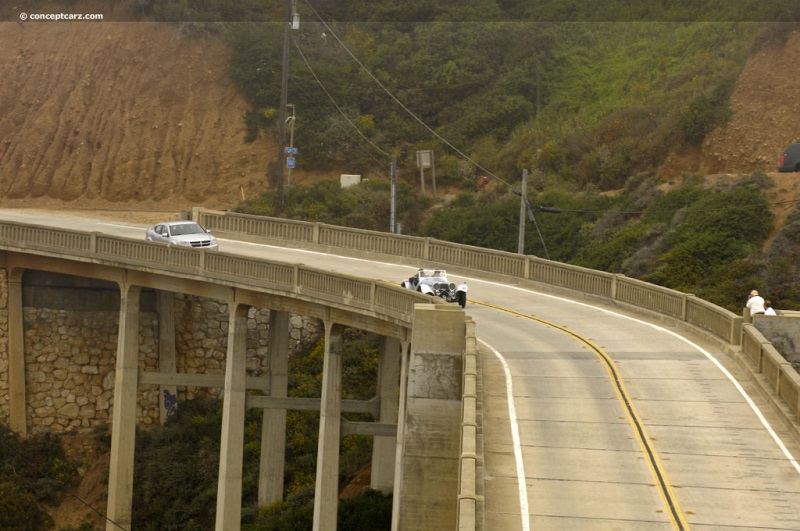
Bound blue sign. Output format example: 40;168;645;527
285;147;298;155
287;156;295;169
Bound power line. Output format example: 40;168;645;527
287;72;388;166
301;0;515;192
293;40;391;159
534;196;800;215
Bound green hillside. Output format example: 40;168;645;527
134;1;796;181
133;0;800;311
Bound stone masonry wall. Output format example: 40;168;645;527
0;281;322;434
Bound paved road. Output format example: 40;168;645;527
3;209;800;530
471;295;800;530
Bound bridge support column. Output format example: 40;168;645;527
259;309;289;506
106;283;142;531
157;291;177;424
393;304;465;531
371;336;401;492
313;320;344;530
215;301;251;529
7;270;26;436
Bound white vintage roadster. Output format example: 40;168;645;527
401;268;468;308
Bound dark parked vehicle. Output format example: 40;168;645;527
778;143;800;172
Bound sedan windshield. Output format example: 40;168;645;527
171;223;205;236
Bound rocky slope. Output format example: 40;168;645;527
662;30;800;176
0;1;272;213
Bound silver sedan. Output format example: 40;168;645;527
144;221;218;250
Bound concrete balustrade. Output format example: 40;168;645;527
0;220;427;325
742;324;800;423
780;369;800;416
194;208;746;346
458;317;479;531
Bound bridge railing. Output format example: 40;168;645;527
741;324;800;421
195;207;744;345
0;219;432;325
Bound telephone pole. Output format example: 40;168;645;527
517;169;528;254
276;0;298;213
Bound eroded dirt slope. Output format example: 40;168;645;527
0;1;273;212
658;30;800;240
661;30;800;176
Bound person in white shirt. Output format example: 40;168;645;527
764;300;777;316
746;289;765;316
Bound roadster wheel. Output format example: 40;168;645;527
456;291;467;308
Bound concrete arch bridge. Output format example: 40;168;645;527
1;208;799;530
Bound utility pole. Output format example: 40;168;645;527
390;156;397;233
276;0;298;213
286;103;296;187
518;169;528;254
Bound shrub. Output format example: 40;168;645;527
0;423;78;506
234;179;432;234
0;481;51;531
243;486;314;531
678;76;736;145
243;488;391;531
338;489;393;530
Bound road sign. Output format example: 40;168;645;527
285;147;298;155
287;156;295;169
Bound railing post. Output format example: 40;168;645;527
731;316;743;346
312;223;320;245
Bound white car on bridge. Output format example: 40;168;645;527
401;268;467;308
145;220;218;250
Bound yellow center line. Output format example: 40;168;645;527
474;299;691;531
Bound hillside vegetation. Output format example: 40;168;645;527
202;0;800;312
